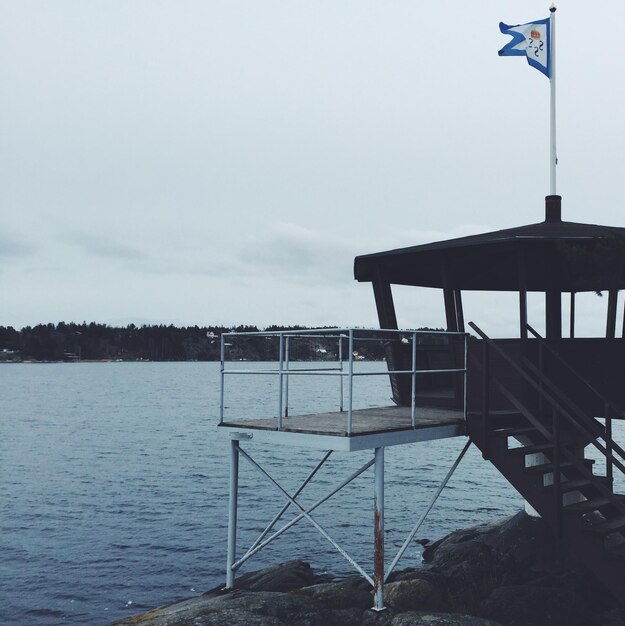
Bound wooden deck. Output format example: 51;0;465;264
220;405;466;451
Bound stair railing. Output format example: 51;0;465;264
481;340;490;459
526;323;625;482
471;322;625;471
518;354;625;468
526;323;625;420
469;322;625;522
552;405;562;537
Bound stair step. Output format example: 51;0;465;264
508;441;581;456
468;410;524;418
467;410;527;428
491;426;538;438
508;442;554;455
564;497;614;514
585;515;625;536
492;426;590;448
555;478;594;494
544;476;611;495
565;493;625;514
524;458;594;475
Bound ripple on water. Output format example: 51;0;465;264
0;361;531;626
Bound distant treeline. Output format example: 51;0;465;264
0;322;446;363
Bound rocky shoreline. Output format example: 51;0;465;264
109;511;625;626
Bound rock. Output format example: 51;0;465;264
219;559;319;593
480;585;586;626
296;576;373;610
111;590;352;626
198;591;337;625
385;579;440;612
110;511;625;626
419;511;619;620
391;612;501;626
421;511;554;592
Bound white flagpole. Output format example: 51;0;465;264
549;4;557;195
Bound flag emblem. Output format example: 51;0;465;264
499;18;551;77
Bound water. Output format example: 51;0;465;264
1;361;523;626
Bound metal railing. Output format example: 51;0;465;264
219;327;468;434
526;323;625;483
469;321;625;533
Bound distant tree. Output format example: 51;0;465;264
0;326;20;351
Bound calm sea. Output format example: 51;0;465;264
1;361;525;626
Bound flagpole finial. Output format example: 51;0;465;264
550;4;556;12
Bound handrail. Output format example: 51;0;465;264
526;323;625;421
220;327;469;431
221;328;467;338
469;322;625;488
469;322;625;514
519;355;625;465
470;352;625;521
223;368;467;376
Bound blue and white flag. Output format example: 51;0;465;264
499;18;551;78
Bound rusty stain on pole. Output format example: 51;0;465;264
373;446;385;611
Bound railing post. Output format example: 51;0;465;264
348;330;354;435
284;336;290;418
226;436;240;588
481;340;490;459
373;446;385;611
606;401;613;484
220;334;226;424
411;332;417;428
552;407;562;543
277;333;284;429
339;335;344;413
538;341;544;414
463;334;468;420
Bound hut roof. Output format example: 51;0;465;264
354;200;625;292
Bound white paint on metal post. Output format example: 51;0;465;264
348;330;354;434
549;4;557;195
411;332;417;428
277;333;284;429
226;437;240;588
339;335;344;412
284;336;290;418
373;446;385;611
220;334;225;424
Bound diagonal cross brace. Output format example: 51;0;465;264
237;447;375;585
384;439;471;582
245;450;333;556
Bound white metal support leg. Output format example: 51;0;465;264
226;435;242;588
373;446;385;611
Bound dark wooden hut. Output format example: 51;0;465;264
354;194;625;602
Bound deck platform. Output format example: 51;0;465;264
220;405;466;451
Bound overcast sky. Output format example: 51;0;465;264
2;1;625;335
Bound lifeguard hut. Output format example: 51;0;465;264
354;194;625;602
219;194;625;608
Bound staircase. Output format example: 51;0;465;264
466;322;625;604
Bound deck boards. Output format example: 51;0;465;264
221;405;465;437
